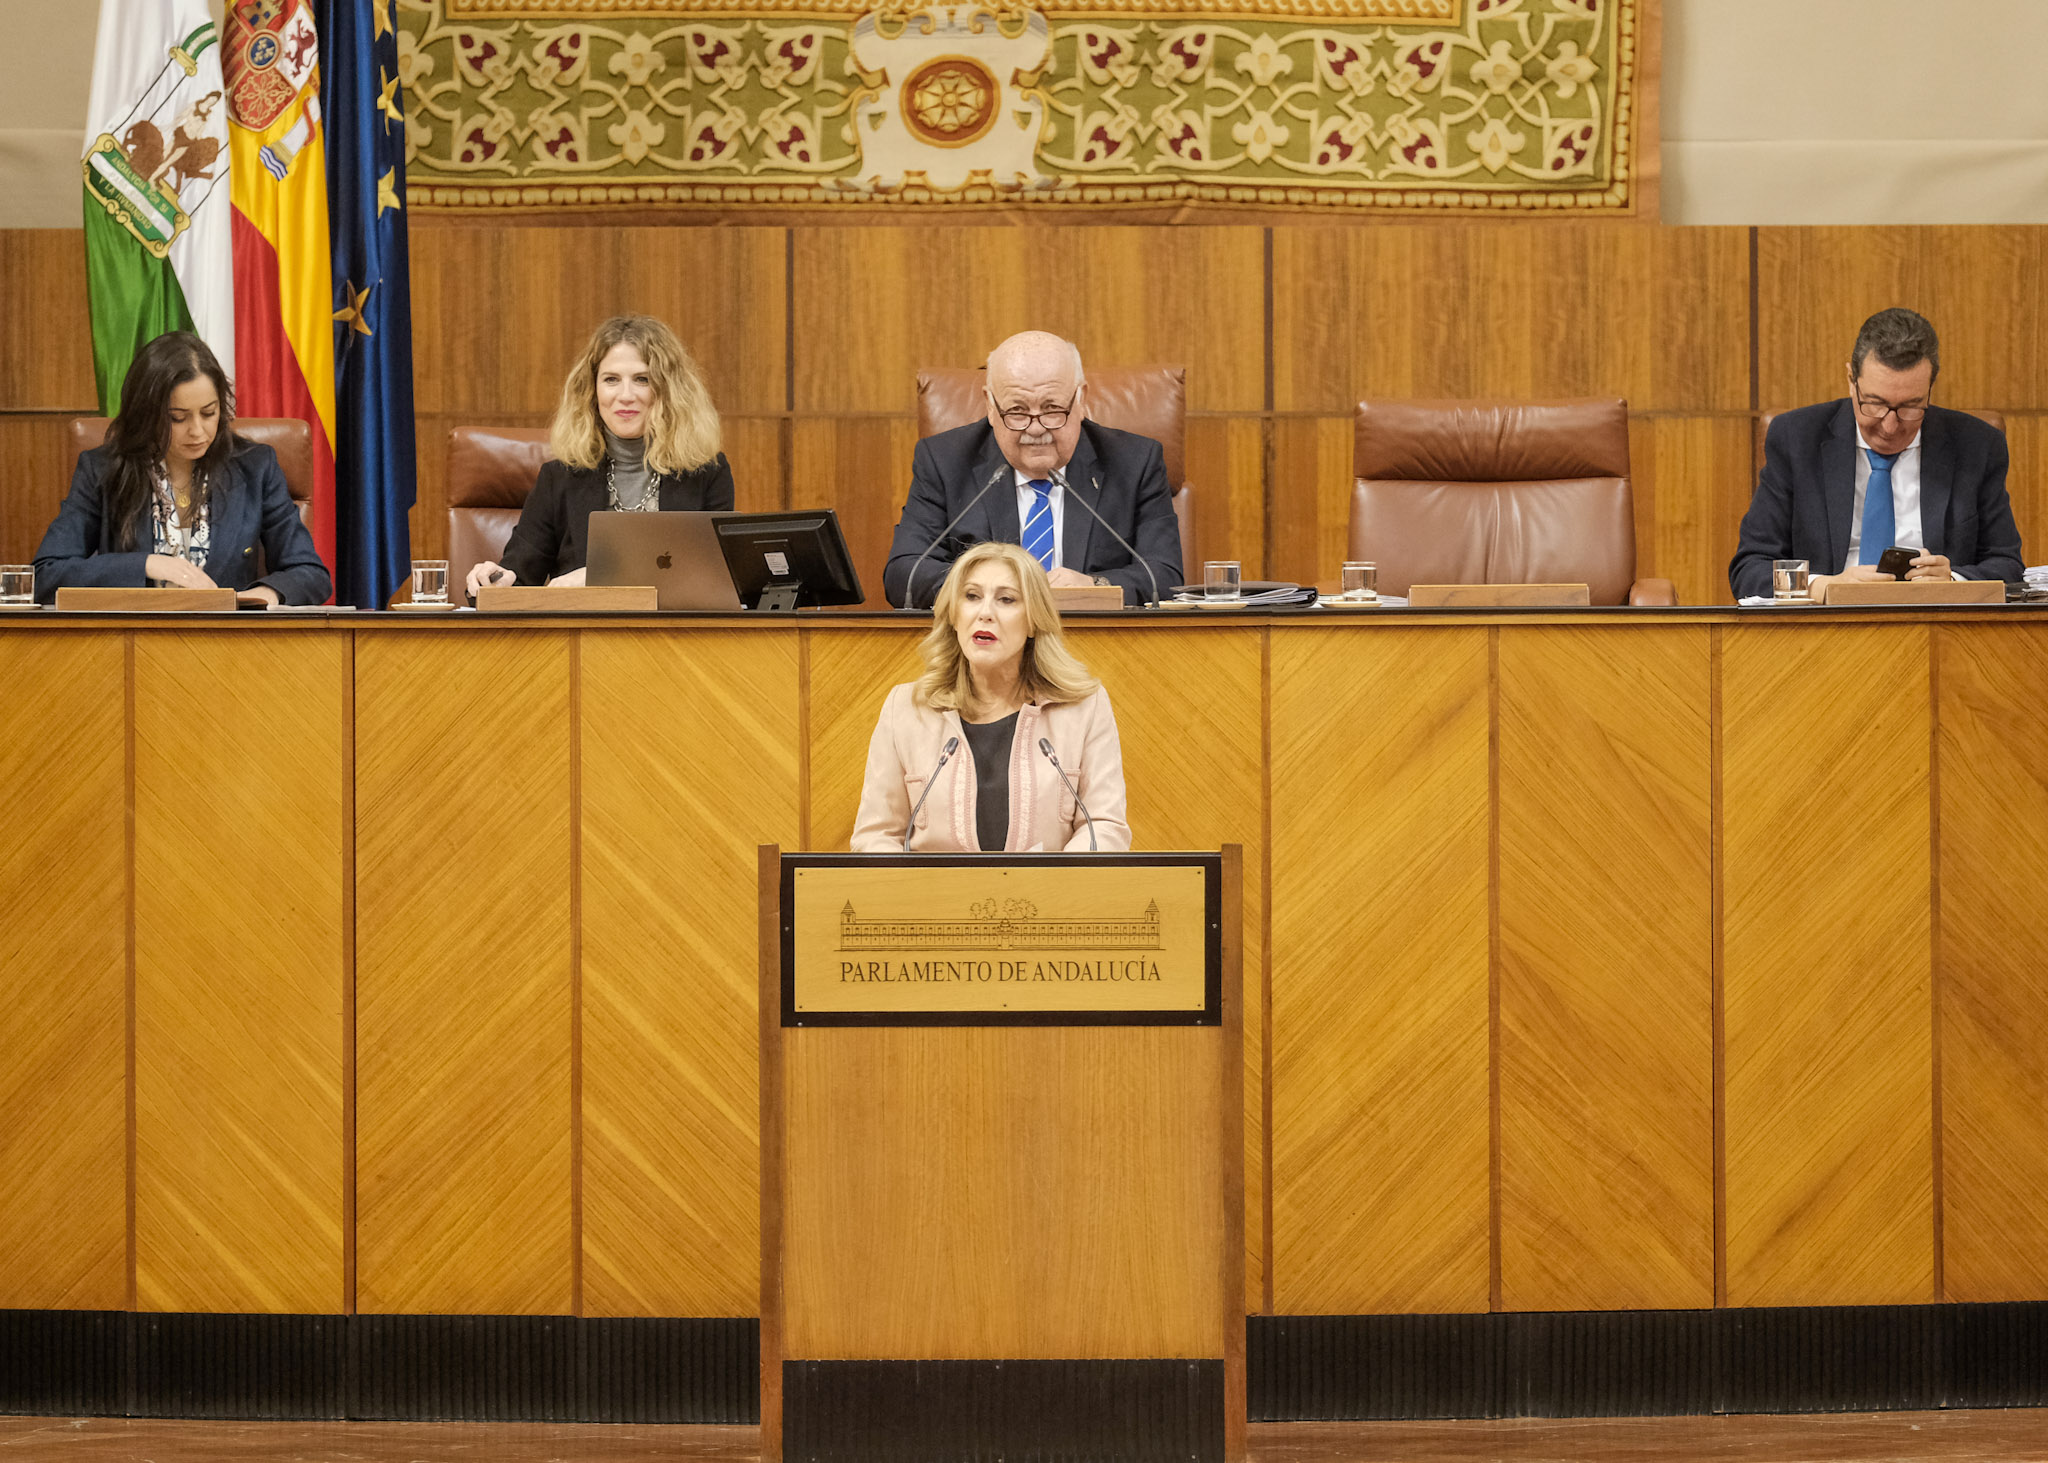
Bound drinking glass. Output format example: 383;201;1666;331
1340;562;1378;600
411;559;450;604
1203;561;1242;602
0;565;32;604
1771;559;1810;601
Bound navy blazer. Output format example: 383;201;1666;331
1730;400;2024;600
497;453;735;586
35;440;332;605
883;419;1183;608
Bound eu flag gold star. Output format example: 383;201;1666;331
378;68;403;129
334;281;375;338
373;0;393;40
377;167;402;215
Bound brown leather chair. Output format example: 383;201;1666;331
916;366;1197;574
445;425;551;597
1349;398;1676;607
69;416;315;528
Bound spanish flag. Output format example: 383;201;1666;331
224;0;337;574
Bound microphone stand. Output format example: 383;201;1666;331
1057;470;1161;609
900;461;1010;610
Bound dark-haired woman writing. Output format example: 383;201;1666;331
34;331;331;605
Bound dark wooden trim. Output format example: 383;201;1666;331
1248;1303;2048;1421
757;843;786;1463
783;1358;1225;1461
1220;842;1248;1463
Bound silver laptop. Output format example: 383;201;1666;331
585;511;742;611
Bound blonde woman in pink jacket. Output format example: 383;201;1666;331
851;540;1130;853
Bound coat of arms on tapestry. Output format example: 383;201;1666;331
397;0;1648;212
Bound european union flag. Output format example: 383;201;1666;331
316;0;415;608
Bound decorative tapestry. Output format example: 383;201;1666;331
397;0;1647;212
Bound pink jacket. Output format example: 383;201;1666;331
850;683;1131;853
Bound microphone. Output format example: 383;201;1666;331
900;460;1010;610
1037;736;1097;852
1060;470;1161;609
902;736;959;852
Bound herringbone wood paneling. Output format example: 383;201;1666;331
1722;624;1935;1308
355;631;574;1314
1271;226;1751;415
803;625;925;851
792;228;1265;414
1497;626;1714;1312
580;630;799;1317
1269;627;1490;1314
783;1027;1225;1359
133;632;347;1313
0;632;125;1310
1938;624;2048;1301
1068;626;1267;1305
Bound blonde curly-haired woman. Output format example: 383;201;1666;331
464;314;733;596
851;540;1130;853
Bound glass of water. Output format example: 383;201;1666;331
0;565;32;604
1772;559;1810;600
1203;561;1242;602
1340;562;1378;600
411;559;450;604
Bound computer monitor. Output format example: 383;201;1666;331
712;510;864;611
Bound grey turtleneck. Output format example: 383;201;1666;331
603;427;653;509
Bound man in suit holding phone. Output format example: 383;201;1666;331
882;331;1183;609
1729;307;2024;601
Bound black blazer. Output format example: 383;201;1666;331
883;419;1183;608
497;453;736;585
35;440;332;605
1730;401;2024;599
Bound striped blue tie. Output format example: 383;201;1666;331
1021;479;1055;570
1859;448;1899;565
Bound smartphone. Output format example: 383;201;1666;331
1875;546;1916;580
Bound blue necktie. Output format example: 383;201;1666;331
1859;448;1899;565
1021;479;1055;570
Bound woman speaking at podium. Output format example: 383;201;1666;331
852;541;1130;853
34;331;331;605
463;314;734;597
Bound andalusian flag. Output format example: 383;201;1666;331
81;0;236;415
225;0;337;573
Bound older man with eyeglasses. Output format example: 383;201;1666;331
883;330;1183;609
1730;307;2023;600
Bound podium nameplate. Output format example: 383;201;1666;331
781;853;1220;1026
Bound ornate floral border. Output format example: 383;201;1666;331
400;0;1643;213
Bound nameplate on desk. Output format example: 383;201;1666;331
54;587;238;612
1408;583;1592;608
474;585;659;613
1817;579;2005;606
1049;585;1126;612
784;859;1217;1025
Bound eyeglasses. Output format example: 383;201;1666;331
1853;396;1927;425
993;394;1077;433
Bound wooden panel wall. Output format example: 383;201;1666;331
8;224;2046;606
0;631;125;1311
132;633;349;1314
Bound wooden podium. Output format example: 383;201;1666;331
759;848;1244;1463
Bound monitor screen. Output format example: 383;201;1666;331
712;510;865;610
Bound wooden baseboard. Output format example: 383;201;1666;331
474;585;659;612
1407;583;1592;608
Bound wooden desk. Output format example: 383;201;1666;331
2;609;2045;1329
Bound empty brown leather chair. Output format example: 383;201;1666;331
69;416;315;529
916;365;1197;573
1349;398;1676;607
445;425;551;597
